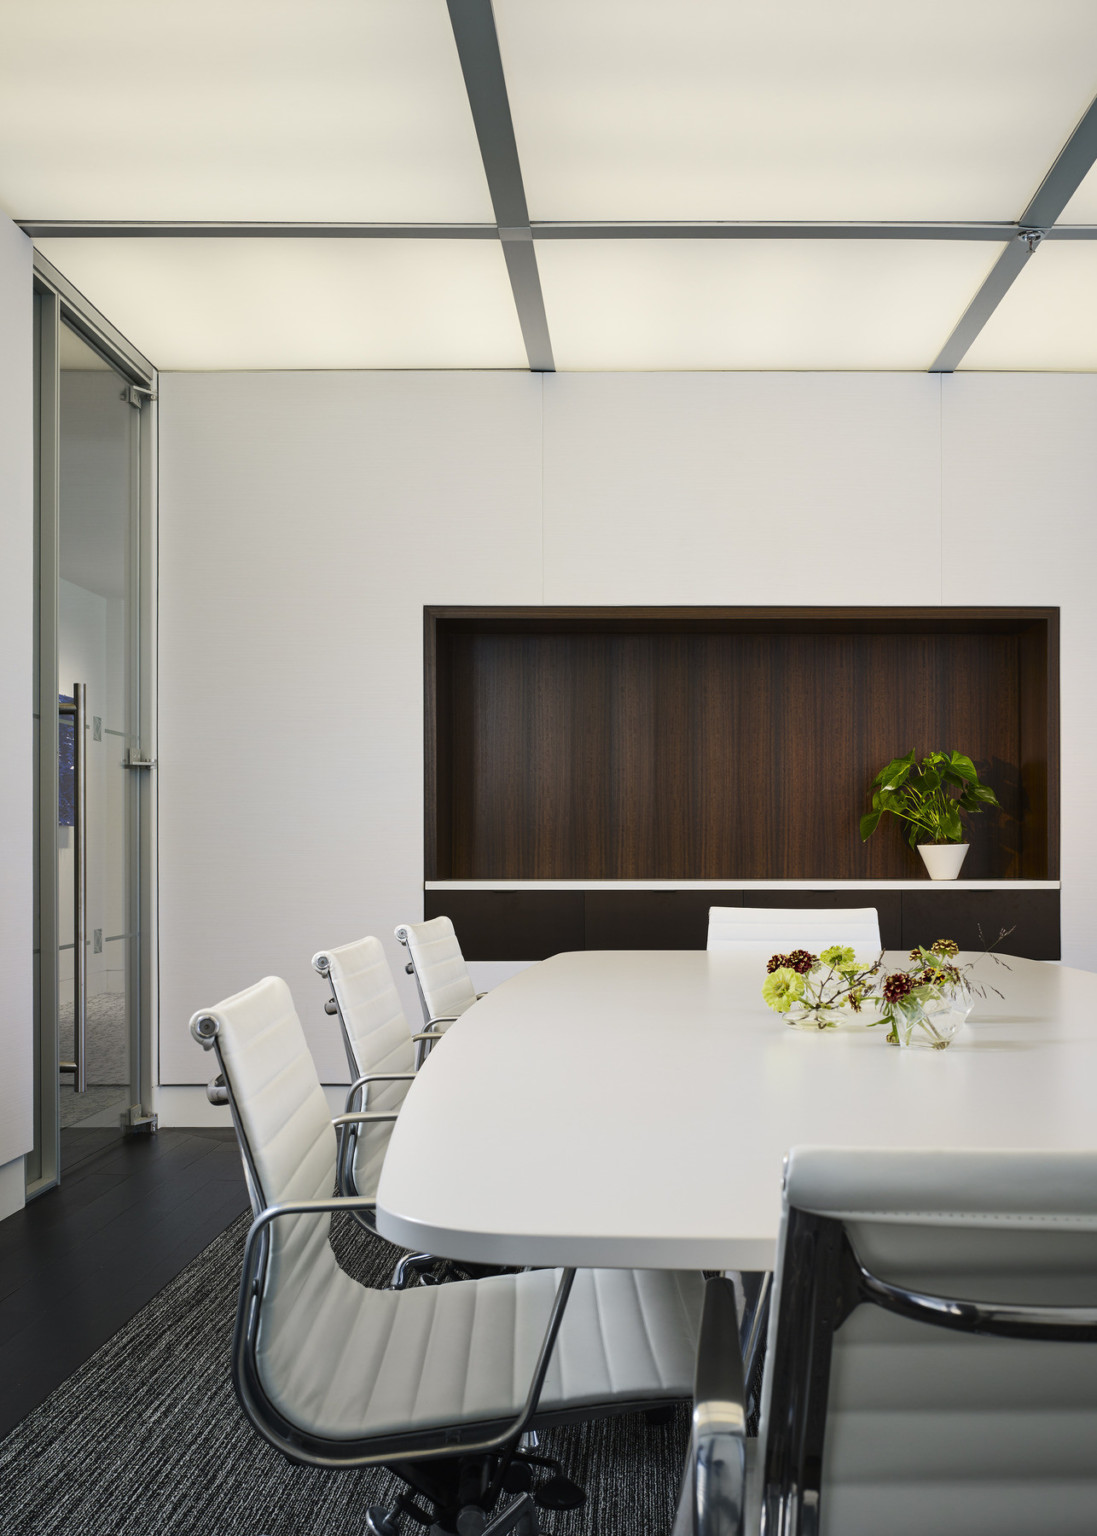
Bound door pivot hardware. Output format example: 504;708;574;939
121;383;157;408
123;749;157;769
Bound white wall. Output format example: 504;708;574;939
158;370;1095;1091
0;213;34;1211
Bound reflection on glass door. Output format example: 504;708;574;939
55;322;136;1140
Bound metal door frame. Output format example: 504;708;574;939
28;255;157;1197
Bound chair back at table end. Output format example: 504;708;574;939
757;1145;1097;1536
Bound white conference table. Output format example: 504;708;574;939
376;949;1097;1272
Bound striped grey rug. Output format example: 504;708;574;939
0;1212;688;1535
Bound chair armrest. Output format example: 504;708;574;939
412;1024;452;1068
689;1275;747;1536
344;1071;416;1114
332;1111;399;1201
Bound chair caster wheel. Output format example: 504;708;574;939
365;1507;401;1536
534;1474;585;1510
502;1461;533;1493
456;1506;487;1535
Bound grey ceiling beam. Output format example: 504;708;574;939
930;92;1097;373
445;0;553;371
533;221;1019;241
18;220;498;239
22;217;1097;243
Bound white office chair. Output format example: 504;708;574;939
675;1145;1097;1536
706;905;881;954
191;975;704;1536
394;914;487;1059
312;935;453;1289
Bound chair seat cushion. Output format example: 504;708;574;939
256;1258;704;1440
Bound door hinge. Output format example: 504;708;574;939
123;748;157;769
121;383;157;409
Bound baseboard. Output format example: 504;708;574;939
154;1083;348;1128
0;1156;25;1224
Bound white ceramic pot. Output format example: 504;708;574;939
917;843;969;880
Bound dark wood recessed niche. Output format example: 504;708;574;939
425;608;1059;883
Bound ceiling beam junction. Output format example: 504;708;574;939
445;0;553;371
929;91;1097;373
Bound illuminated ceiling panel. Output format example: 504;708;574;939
961;242;1097;369
495;0;1097;221
0;0;493;222
536;239;1002;370
33;239;527;370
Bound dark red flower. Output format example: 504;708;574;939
766;954;791;973
786;949;817;975
883;971;914;1004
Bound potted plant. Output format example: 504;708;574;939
860;749;1000;879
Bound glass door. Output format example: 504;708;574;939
29;280;156;1194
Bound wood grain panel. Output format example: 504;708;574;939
433;612;1052;882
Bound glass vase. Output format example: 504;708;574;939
892;993;972;1049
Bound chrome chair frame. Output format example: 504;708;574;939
761;1203;1097;1535
676;1275;749;1536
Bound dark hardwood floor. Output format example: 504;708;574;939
0;1128;247;1441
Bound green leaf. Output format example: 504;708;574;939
860;809;882;840
971;783;1000;806
948;752;978;782
874;750;915;791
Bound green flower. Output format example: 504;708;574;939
820;944;857;972
762;967;805;1013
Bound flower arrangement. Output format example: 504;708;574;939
762;945;883;1028
877;940;970;1048
762;933;1010;1048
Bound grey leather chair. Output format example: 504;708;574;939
191;975;704;1536
394;915;487;1059
677;1145;1097;1536
706;905;881;953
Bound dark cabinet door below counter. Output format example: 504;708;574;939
901;889;1060;961
423;890;585;961
424;887;1059;963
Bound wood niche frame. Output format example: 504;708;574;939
424;607;1059;886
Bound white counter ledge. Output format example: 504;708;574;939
426;879;1060;891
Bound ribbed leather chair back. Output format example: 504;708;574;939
194;975;341;1322
707;905;881;953
761;1147;1097;1536
397;915;478;1021
315;936;415;1194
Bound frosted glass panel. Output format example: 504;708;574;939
33;239;528;370
495;0;1097;221
57;324;134;1128
962;244;1097;370
0;0;491;221
536;239;1002;370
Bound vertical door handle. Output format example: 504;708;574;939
58;684;87;1094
